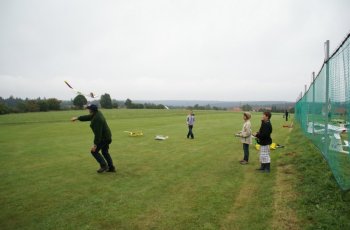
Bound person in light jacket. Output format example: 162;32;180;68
236;112;252;165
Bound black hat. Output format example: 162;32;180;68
86;104;98;111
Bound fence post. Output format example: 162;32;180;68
312;72;315;135
343;51;349;102
305;84;308;129
325;40;330;155
300;91;303;126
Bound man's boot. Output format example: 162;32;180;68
106;166;116;173
256;163;265;171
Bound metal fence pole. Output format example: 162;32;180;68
305;84;308;130
312;72;315;135
325;40;330;155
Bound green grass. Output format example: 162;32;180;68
0;110;349;229
277;123;350;230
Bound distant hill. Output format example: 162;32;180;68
134;100;295;109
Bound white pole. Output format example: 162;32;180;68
324;40;330;62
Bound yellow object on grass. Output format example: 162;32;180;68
255;143;277;150
124;131;143;137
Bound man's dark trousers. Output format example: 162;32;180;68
91;141;114;168
187;125;194;139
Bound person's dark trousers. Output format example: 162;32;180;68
257;163;265;170
243;143;249;162
265;163;270;172
187;125;194;139
257;163;270;172
286;117;288;121
91;141;115;168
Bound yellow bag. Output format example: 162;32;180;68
270;143;277;150
255;143;260;150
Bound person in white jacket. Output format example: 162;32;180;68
236;112;252;165
186;111;195;139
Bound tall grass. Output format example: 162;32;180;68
277;123;350;230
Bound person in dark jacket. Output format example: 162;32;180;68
284;110;289;121
71;104;116;173
254;111;272;173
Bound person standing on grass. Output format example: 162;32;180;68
186;111;195;139
71;104;116;173
236;112;252;165
284;110;289;121
254;111;272;173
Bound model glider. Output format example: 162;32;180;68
124;131;143;137
155;135;168;140
64;80;98;98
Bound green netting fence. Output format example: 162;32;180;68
295;33;350;191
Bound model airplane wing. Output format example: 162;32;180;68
64;81;98;98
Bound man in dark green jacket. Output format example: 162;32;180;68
71;104;116;173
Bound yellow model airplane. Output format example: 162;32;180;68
124;131;143;137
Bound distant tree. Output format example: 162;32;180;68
205;104;212;110
144;103;166;109
25;99;40;112
100;93;113;109
16;101;27;113
189;104;207;110
112;102;119;109
38;99;49;111
6;96;20;107
126;99;144;109
60;100;73;110
271;105;277;112
111;99;119;109
241;104;252;111
132;103;144;109
73;95;87;109
47;98;61;110
125;98;133;109
0;102;10;114
0;96;63;114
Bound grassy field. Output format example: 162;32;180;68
0;109;349;230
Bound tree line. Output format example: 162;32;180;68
240;103;294;113
185;104;226;111
0;95;169;115
0;93;119;114
0;96;61;114
124;98;166;109
0;95;293;115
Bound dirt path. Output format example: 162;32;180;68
220;162;263;230
271;152;300;230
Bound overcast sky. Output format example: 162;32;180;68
0;0;349;101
